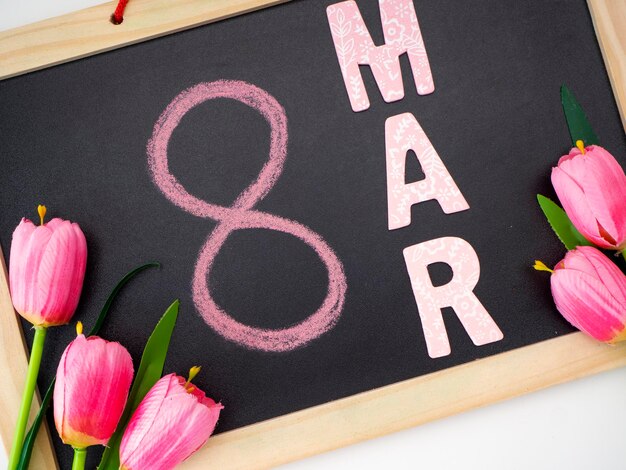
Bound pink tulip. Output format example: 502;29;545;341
54;323;134;448
119;370;223;470
551;143;626;251
535;246;626;343
9;206;87;327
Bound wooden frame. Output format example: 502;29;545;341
0;0;624;468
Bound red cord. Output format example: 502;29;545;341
111;0;130;24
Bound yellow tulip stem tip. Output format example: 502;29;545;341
37;205;47;226
76;321;83;336
533;260;554;273
576;140;586;155
185;365;202;391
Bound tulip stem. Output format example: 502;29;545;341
7;326;47;470
621;250;626;263
72;447;87;470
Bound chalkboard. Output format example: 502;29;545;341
1;0;625;468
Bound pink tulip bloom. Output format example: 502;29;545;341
54;323;134;448
9;209;87;327
540;246;626;343
120;371;223;470
551;143;626;250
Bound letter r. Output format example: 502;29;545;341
403;237;504;358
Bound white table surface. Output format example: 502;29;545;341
1;2;624;469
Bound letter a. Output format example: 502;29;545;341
403;237;504;358
326;0;434;112
386;113;469;230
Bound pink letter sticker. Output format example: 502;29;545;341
326;0;434;112
147;80;347;352
386;112;469;230
403;237;504;358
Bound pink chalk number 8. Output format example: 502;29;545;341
147;80;347;352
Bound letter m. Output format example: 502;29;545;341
326;0;435;112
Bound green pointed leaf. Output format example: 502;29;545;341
98;299;180;470
537;194;593;250
561;84;599;147
88;262;160;337
16;262;159;470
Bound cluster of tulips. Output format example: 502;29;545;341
7;206;222;470
535;141;626;344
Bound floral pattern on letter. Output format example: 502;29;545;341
403;237;504;358
326;0;435;112
386;112;469;230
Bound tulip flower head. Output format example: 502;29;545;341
551;142;626;251
120;368;223;470
54;322;134;449
9;206;87;327
534;246;626;343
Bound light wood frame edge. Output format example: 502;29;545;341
0;0;291;81
0;0;624;468
191;333;626;470
587;0;626;130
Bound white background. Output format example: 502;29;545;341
1;2;625;469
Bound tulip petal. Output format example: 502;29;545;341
53;332;75;444
38;222;76;324
556;147;586;180
69;223;88;310
581;147;626;248
9;217;87;326
9;219;37;316
136;390;213;469
551;166;608;248
38;221;87;325
120;374;173;464
21;226;54;323
120;374;222;470
54;335;133;448
571;246;626;306
551;269;626;342
560;248;596;277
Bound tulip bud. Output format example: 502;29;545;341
535;246;626;343
551;142;626;251
53;323;134;449
119;370;223;470
9;207;87;327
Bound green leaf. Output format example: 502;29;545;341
537;194;593;250
98;299;180;470
561;84;599;147
16;262;159;470
88;262;160;337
